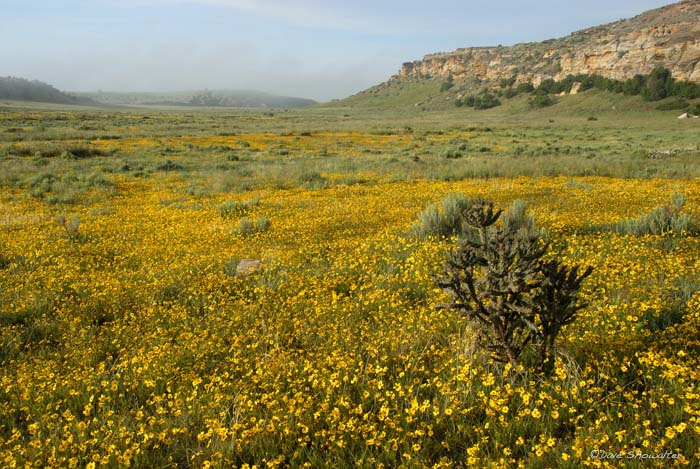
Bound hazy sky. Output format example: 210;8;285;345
2;0;673;101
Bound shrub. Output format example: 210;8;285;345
60;145;105;159
55;214;81;241
672;81;700;99
442;147;464;159
440;75;454;92
655;98;689;111
501;199;549;241
255;216;271;232
435;199;592;374
516;82;535;94
237;217;256;237
236;216;271;237
463;91;501;110
529;91;555;108
411;193;474;240
611;193;693;237
219;199;259;218
499;76;516;89
25;172;111;204
503;88;517;99
623;74;646;95
0;246;11;270
156;160;185;171
641;66;672;102
299;170;328;189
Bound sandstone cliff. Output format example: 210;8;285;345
397;1;700;86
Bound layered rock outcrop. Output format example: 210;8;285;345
397;1;700;85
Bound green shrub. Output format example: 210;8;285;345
299;170;328;189
499;76;517;89
440;75;454;92
219;199;259;218
411;193;474;240
255;216;271;232
60;145;106;159
501;199;549;241
55;214;81;241
442;147;465;159
656;99;689;111
0;246;11;270
236;216;272;237
25;172;111;204
529;91;556;108
641;66;672;102
463;91;501;110
503;88;517;99
156;160;185;171
516;82;535;93
435;198;592;374
611;193;693;237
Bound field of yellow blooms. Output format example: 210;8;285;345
1;163;699;468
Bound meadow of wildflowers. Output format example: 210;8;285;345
1;109;699;467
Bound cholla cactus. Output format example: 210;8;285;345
436;198;592;374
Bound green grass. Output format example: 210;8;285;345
1;90;700;201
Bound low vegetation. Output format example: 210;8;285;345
0;101;699;467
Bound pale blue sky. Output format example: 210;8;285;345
1;0;673;101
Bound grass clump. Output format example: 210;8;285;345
501;199;549;241
610;193;693;237
25;172;111;204
219;199;260;218
236;216;271;237
55;214;81;241
411;193;474;240
299;170;328;189
156;159;185;171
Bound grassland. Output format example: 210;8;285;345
1;95;699;468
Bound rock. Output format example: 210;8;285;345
570;82;582;95
235;259;261;277
678;113;689;119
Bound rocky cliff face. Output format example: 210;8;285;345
397;1;700;85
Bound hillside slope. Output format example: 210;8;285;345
0;77;90;105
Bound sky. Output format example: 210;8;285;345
1;0;674;101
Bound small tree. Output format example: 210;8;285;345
641;66;672;101
436;199;592;374
440;74;454;92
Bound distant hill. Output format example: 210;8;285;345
397;1;700;85
78;89;317;109
0;76;92;105
329;1;700;112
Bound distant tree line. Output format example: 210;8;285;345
187;90;316;108
532;66;700;102
455;66;700;112
0;76;83;104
